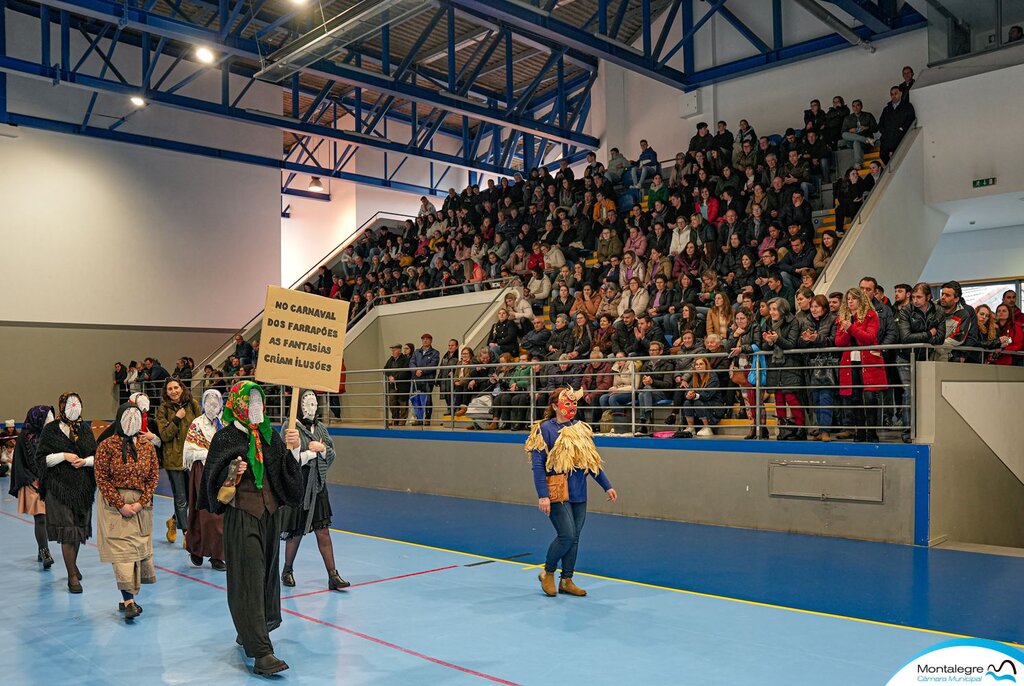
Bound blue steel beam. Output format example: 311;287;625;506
30;0;598;147
0;53;532;175
446;0;688;90
3;110;450;197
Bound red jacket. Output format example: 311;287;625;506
991;320;1023;365
694;197;720;225
835;309;887;395
338;362;347;394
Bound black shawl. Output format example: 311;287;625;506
7;406;52;496
35;421;97;513
199;424;303;516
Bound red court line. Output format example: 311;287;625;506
280;564;459;600
282;607;522;686
2;507;520;685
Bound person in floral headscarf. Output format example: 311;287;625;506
201;381;303;677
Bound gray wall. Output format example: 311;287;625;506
0;322;234;420
917;362;1024;548
329;433;917;544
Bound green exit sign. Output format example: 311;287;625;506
973;177;997;188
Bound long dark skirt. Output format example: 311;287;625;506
45;494;92;545
279;488;332;540
186;462;225;560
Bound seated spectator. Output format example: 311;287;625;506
706;292;733;340
636;340;675;433
596;227;624;266
618;278;650;319
678;357;722;438
779;190;813;238
671;303;704;352
233;335;254;367
541;243;566;275
624;226;648;260
778;236;815;291
492;353;532;431
673;241;703;282
629;139;660;189
450;347;476;416
648;274;677;331
619;251;647;290
598;352;637;420
592;314;616;355
522;316;552;359
841;99;878;166
546;314;574;360
815;230;839;272
487;308;521;359
834;168;867;235
799;129;830;183
579;350;613;424
695;186;720;225
504;291;534;335
525;268;552;312
549;283;574;325
596;282;622;321
570;283;602;323
568;313;594;360
605;147;630;185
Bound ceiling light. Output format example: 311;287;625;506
196;47;215;64
308;176;325;192
289;0;307;4
130;96;146;107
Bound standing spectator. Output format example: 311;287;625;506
156;378;199;545
877;86;916;164
836;287;886;442
897;283;944;442
896;66;915;102
174;358;193;387
799;295;838;442
762;297;806;440
409;334;440;425
143;358;169;406
938;281;979;363
725;308;763;439
823;96;850;147
1003;290;1023;326
990;304;1023;365
113;362;129;405
384;344;411;426
126;361;142;395
438;339;461;418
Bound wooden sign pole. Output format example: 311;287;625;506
287;386;300;431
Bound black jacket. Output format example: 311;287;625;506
638;358;675;390
384;354;411;393
897;303;944;360
546;326;574;359
488;320;521;356
878;99;916;150
873;298;898;345
761;314;803;388
201;424;303;516
522;328;551;358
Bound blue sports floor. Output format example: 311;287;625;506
1;480;1021;685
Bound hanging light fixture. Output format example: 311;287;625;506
130;96;147;107
195;47;216;64
308;176;325;192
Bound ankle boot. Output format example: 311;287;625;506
281;567;296;587
253;654;289;676
759;427;770;440
39;548;54;569
558;577;587;597
776;419;791;440
328;570;351;591
744;426;757;440
792;426;807;441
538;570;557;597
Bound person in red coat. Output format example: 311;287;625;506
835;287;887;442
989;304;1023;366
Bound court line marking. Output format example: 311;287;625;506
150;494;1024;647
280;564;459;600
323;523;1024;648
0;508;520;686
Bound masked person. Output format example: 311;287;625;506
7;405;55;569
156;379;200;546
94;403;160;622
183;389;226;570
525;388;618;598
202;382;302;676
280;390;350;592
97;392;160;447
35;392;97;593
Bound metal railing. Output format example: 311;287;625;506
162;343;1021;443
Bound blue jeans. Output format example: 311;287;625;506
842;132;874;165
599;392;633;409
638;389;667;417
809;387;834;431
546;501;587;578
166;468;189;532
630;164;654;187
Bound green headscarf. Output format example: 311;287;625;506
222;381;273;489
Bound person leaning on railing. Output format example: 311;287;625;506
762;297;807;441
725;307;764;439
798;295;839;442
835;288;886;442
988;304;1024;365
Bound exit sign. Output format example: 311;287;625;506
973;177;997;188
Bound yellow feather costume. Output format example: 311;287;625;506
524;420;603;475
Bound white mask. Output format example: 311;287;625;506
247;389;264;424
120;407;143;437
64;395;82;422
203;391;223;421
300;392;318;421
131;393;151;414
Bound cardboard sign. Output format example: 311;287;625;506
255;285;349;393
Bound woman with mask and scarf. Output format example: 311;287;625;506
8;405;55;568
156;378;200;546
525;387;618;599
182;389;226;570
201;381;303;676
35;392;97;593
280;390;350;592
94;403;160;622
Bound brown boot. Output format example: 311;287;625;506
558;577;587;597
538;570;556;597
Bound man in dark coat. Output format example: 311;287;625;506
877;86;916;164
383;344;411;425
409;333;440;425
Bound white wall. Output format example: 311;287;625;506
281;182;357;287
913;62;1024;208
590;7;926;162
1;10;281;330
922;225;1024;283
